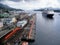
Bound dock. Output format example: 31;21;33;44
0;13;36;45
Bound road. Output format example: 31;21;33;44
29;11;60;45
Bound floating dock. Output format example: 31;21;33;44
21;15;36;42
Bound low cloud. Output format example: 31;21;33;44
0;0;60;10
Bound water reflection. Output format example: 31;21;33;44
30;11;60;45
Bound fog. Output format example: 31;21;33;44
0;0;60;10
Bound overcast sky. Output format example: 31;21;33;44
0;0;60;10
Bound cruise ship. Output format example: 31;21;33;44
42;8;54;17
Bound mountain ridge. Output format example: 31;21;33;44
0;3;24;11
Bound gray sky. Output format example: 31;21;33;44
0;0;60;10
10;0;21;2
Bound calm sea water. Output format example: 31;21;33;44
29;11;60;45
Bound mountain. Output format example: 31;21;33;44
34;8;60;12
53;8;60;12
0;3;24;11
34;8;44;11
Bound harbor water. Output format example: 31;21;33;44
29;11;60;45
